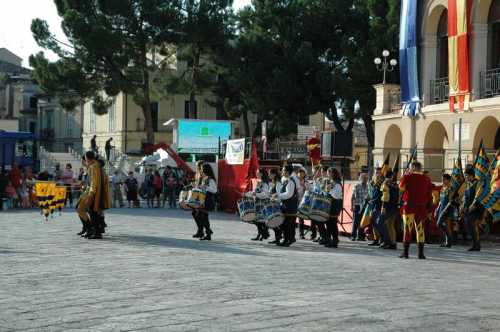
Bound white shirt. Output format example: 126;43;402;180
245;182;270;199
278;177;296;201
329;182;343;200
203;178;217;194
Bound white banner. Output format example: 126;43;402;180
225;138;245;165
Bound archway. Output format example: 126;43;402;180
424;121;449;181
473;116;500;153
382;124;402;169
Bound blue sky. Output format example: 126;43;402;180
0;0;252;67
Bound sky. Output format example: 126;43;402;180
0;0;252;68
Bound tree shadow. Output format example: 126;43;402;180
104;234;268;257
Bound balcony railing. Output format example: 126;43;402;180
388;90;401;113
480;68;500;99
430;77;449;104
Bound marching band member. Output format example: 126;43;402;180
308;165;322;240
368;167;383;246
435;174;458;248
191;161;205;238
268;168;283;244
399;161;433;259
197;163;217;241
377;170;399;249
275;165;298;247
315;166;330;244
324;167;342;248
461;166;484;251
297;168;309;240
246;168;270;241
351;172;368;241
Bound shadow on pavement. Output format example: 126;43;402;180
105;234;268;257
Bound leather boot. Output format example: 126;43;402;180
468;241;481;251
399;242;409;259
418;243;426;259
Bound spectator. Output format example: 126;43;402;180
0;168;8;211
62;163;75;207
163;167;178;208
124;171;139;208
153;170;163;208
10;163;22;207
4;181;17;209
111;171;124;208
54;164;63;182
351;173;369;241
105;138;113;162
141;169;155;208
37;170;50;181
90;135;98;154
19;175;30;208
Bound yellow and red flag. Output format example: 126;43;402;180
448;0;473;112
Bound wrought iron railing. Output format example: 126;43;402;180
480;68;500;99
429;77;449;104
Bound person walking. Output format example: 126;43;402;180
351;173;368;241
164;167;178;208
153;170;163;208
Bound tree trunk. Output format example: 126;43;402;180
189;46;201;119
142;70;154;144
242;109;250;138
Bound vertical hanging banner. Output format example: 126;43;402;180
399;0;421;117
448;0;473;112
225;138;246;165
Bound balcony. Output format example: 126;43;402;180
480;68;500;99
429;77;449;105
388;90;401;113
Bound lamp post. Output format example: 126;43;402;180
374;50;398;84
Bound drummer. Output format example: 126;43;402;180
191;161;205;239
245;168;271;241
309;165;322;240
316;166;330;245
268;168;283;244
297;168;310;240
274;165;299;247
324;167;342;248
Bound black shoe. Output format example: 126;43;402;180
77;228;86;236
368;240;380;246
200;233;212;241
325;241;338;248
291;238;296;243
192;231;203;238
468;244;480;251
251;235;260;241
300;235;305;240
384;244;397;250
278;241;290;247
351;237;356;241
400;243;409;259
312;237;319;242
418;243;426;259
358;238;366;241
269;240;279;244
262;232;270;240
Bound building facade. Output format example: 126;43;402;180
373;0;500;181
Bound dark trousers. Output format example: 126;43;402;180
281;215;296;243
192;210;203;234
316;221;326;239
255;223;269;237
325;217;339;245
351;205;364;239
299;218;305;237
65;184;73;207
310;220;317;238
198;211;211;233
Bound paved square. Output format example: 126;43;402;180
1;208;500;332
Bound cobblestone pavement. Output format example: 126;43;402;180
1;208;500;332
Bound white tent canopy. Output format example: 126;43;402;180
136;148;178;168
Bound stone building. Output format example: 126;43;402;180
373;0;500;181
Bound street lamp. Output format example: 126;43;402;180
374;50;397;84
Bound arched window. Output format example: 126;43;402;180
488;0;500;69
436;10;448;78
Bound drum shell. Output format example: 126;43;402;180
187;189;206;209
309;194;331;223
297;191;314;219
238;198;256;222
263;202;284;228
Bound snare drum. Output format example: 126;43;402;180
237;197;256;222
187;189;206;209
264;201;284;228
309;193;331;222
297;190;314;219
254;199;267;223
179;190;190;210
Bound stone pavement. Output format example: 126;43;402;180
1;208;500;332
